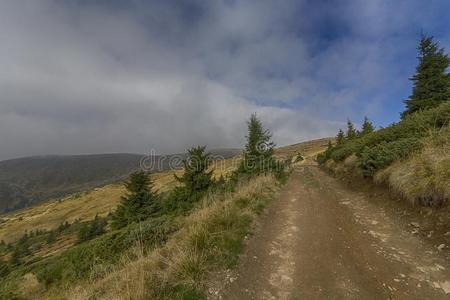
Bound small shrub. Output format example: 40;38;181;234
360;138;423;176
46;231;56;244
0;259;9;277
77;214;107;242
35;259;66;287
33;216;178;287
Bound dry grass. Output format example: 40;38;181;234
374;127;450;206
0;158;240;245
0;184;124;244
275;137;334;159
62;175;278;300
0;139;322;246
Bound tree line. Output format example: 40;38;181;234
108;113;286;230
332;34;450;145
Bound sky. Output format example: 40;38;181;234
1;0;450;160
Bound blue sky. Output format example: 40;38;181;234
0;0;450;159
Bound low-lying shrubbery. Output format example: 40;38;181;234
318;101;450;206
64;174;278;300
374;127;450;206
318;34;450;206
359;137;423;176
319;101;450;166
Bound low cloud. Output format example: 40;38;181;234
0;0;448;160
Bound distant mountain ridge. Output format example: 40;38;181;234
0;149;241;213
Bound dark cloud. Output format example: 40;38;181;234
0;0;449;160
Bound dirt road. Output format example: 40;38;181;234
221;166;450;299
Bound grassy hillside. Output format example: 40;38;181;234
0;153;241;245
374;126;450;206
318;101;450;206
0;150;241;214
0;154;142;213
275;137;334;160
0;137;286;300
0;137;329;299
0;139;325;246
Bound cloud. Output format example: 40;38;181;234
0;0;448;160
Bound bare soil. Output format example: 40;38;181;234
218;165;450;299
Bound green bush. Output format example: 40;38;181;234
360;138;423;176
330;142;362;162
35;259;66;286
77;214;107;242
322;101;450;167
0;259;9;277
35;216;177;286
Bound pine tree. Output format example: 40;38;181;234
327;140;333;150
10;234;31;265
111;171;161;229
360;116;374;136
239;113;275;174
175;146;213;195
165;146;214;213
336;129;345;145
346;120;357;140
403;35;450;117
46;230;56;244
78;214;107;242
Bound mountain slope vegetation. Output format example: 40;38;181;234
318;35;450;207
0;115;291;299
0;149;241;214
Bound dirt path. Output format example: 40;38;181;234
220;166;450;299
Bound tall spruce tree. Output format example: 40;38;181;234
346;120;357;140
111;171;160;229
175;145;213;195
239;113;275;174
403;35;450;117
360;116;374;136
336;129;345;145
166;146;214;213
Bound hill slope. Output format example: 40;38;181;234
0;149;241;213
0;154;143;213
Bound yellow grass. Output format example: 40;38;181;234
374;127;450;205
275;137;334;158
63;174;278;300
0;158;240;244
0;184;124;243
0;139;322;245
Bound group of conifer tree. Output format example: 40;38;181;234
332;34;450;144
111;113;285;229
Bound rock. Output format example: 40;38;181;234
437;244;446;251
410;222;420;228
439;281;450;294
444;232;450;236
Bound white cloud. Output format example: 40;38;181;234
0;0;445;160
